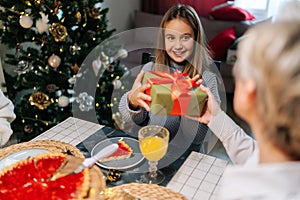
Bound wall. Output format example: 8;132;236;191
102;0;141;33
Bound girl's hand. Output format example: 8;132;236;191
128;71;152;112
191;74;201;86
187;84;221;124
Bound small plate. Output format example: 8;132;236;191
0;148;49;171
91;137;144;170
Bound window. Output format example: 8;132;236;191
234;0;297;19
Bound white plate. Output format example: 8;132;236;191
91;137;144;170
0;148;49;170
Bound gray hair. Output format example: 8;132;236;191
273;0;300;22
235;21;300;159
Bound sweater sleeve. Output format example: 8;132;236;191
208;111;257;165
0;90;16;146
202;71;221;105
118;92;149;126
118;62;155;125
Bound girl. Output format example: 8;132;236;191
119;4;222;153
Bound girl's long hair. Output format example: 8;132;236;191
155;4;212;77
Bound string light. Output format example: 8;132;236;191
25;1;32;6
22;119;25;123
111;74;114;77
35;115;38;119
96;103;99;107
45;122;49;126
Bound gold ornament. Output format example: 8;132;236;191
19;15;33;28
48;54;61;68
29;91;51;110
107;169;121;182
89;7;99;19
34;0;43;5
75;11;82;20
49;22;67;42
71;63;79;73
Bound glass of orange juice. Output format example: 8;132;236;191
138;125;169;184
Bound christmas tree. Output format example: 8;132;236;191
0;0;129;141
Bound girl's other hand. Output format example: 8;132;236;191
191;74;201;86
187;84;221;124
128;71;152;112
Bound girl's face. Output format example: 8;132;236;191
164;18;195;63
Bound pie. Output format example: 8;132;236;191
99;140;133;162
0;152;105;200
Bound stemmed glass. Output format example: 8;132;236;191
138;125;169;184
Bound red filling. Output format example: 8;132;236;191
0;155;85;200
106;141;132;158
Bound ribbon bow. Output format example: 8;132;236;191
146;70;199;101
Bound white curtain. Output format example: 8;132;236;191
234;0;296;19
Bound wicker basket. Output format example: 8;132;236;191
100;183;187;200
0;140;84;160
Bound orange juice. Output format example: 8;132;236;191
140;136;168;161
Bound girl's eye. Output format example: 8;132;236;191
182;35;191;41
166;35;175;41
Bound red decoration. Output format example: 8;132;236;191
210;5;255;21
207;27;236;60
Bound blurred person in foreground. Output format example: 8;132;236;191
189;20;300;199
0;90;16;146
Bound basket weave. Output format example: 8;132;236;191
100;183;187;200
0;140;84;159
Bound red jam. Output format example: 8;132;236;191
0;155;85;199
108;141;133;157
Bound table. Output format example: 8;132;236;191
32;117;230;200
